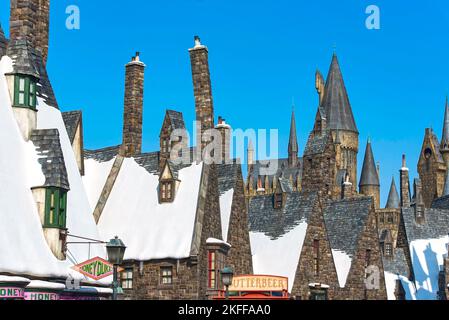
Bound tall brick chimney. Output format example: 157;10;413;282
9;0;50;63
400;155;411;208
121;52;145;157
36;0;50;64
189;36;215;156
9;0;38;46
215;116;231;164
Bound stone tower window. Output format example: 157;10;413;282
13;75;37;109
385;243;393;257
273;192;284;209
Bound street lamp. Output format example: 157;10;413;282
221;267;234;300
106;236;126;300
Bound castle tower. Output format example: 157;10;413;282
121;52;145;157
385;177;400;209
247;139;255;174
189;36;215;156
319;53;359;187
288;108;299;168
440;97;449;169
417;128;446;207
0;23;6;57
359;139;380;208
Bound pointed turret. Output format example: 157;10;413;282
247;139;255;174
360;139;380;187
320;54;358;133
0;23;6;57
359;139;380;208
386;177;400;209
440;97;449;168
288;108;299;167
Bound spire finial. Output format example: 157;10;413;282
332;43;337;54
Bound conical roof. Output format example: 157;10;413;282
441;97;449;149
320;54;358;133
386;177;400;208
359;140;380;186
288;109;298;154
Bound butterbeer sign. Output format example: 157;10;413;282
72;257;118;281
229;275;288;292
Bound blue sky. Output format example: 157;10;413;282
1;0;449;206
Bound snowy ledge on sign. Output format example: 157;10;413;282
26;280;66;290
206;238;231;248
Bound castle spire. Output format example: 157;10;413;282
441;96;449;151
443;172;449;197
359;139;380;208
359;140;380;187
288;106;299;167
320;54;358;133
386;177;400;209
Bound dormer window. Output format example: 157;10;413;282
44;187;68;229
160;181;174;203
14;75;37;109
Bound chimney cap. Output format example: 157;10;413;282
127;51;146;67
190;35;207;51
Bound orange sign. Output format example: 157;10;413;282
229;275;288;292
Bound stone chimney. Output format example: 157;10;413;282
35;0;50;64
413;179;425;224
9;0;38;47
189;36;215;157
215;116;231;164
247;140;255;174
341;174;353;199
400;155;411;208
121;52;145;157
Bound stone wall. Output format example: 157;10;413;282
225;165;253;276
360;185;380;209
10;0;37;46
36;0;49;64
291;198;340;300
341;209;387;300
333;130;359;189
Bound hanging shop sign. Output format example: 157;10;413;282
72;257;120;281
24;291;59;300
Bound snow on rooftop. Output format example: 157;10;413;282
0;56;69;278
410;236;449;300
250;220;308;292
0;275;31;284
98;158;204;261
331;249;352;288
26;280;66;290
36;100;108;281
219;189;234;242
384;272;416;300
83;157;115;210
206;238;231;247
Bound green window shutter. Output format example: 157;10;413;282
29;80;36;109
59;191;67;229
13;76;19;106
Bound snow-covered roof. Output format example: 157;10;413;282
331;250;352;288
95;157;204;261
0;55;108;284
384;272;416;300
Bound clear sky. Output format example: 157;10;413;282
1;0;449;206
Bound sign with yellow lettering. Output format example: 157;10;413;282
229;275;288;292
72;257;122;281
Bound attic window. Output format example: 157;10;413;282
384;243;393;257
274;192;284;209
44;187;67;229
13;75;37;109
160;181;174;203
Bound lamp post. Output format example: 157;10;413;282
106;236;126;300
221;267;234;300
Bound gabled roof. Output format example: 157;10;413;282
6;39;39;78
85;145;121;162
62;111;82;144
30;129;70;190
166;110;185;131
319;54;358;133
323;197;373;257
402;207;449;242
359;140;380;187
386;177;400;209
248;158;302;190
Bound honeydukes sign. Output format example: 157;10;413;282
72;257;118;281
